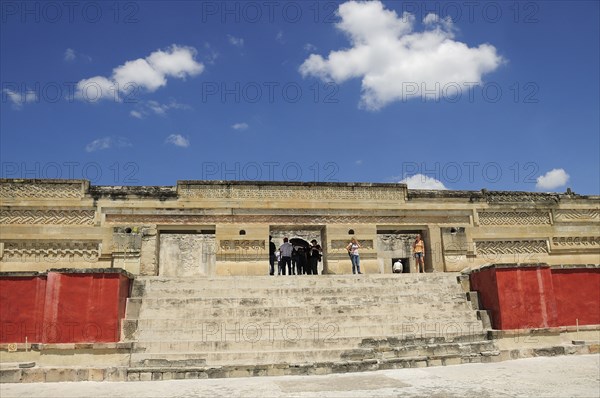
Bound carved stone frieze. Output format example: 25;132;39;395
0;209;95;225
0;182;83;199
554;210;600;222
478;211;551;226
551;236;600;247
219;240;266;251
0;240;100;262
105;214;468;225
485;191;559;204
330;240;374;250
178;184;405;201
475;240;548;255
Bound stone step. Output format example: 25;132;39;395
132;293;470;309
130;339;495;367
131;334;494;354
131;285;462;298
127;315;483;332
129;349;359;367
132;302;476;320
130;321;485;342
7;342;595;382
133;274;461;290
124;273;487;372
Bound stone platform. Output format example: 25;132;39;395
2;273;598;383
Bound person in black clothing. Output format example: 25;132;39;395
291;246;299;275
308;239;322;275
295;245;308;275
269;235;276;276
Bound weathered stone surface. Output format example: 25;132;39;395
20;368;44;383
0;368;21;383
1;179;598;275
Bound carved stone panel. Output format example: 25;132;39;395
158;233;216;277
478;211;551;225
0;181;84;199
0;209;95;225
551;236;600;252
0;240;100;262
554;210;600;222
330;240;374;250
178;184;406;201
485;192;559;204
552;236;600;246
475;240;548;255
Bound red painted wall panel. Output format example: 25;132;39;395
470;265;600;330
469;267;502;328
495;267;558;330
0;270;130;343
0;276;46;343
552;269;600;326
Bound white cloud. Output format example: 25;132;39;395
232;122;249;131
64;48;92;62
76;76;120;103
64;48;76;62
85;136;132;152
130;100;191;118
76;45;204;102
130;110;144;119
113;58;166;92
536;168;570;190
146;45;204;78
3;88;37;109
227;35;244;47
204;42;219;64
355;160;363;166
399;174;447;190
165;134;190;148
304;43;317;52
299;1;503;110
276;31;284;43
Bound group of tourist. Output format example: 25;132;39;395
268;234;426;275
269;236;322;275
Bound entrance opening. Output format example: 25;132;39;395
392;257;410;273
270;227;324;274
377;229;426;273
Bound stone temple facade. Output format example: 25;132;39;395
1;179;598;276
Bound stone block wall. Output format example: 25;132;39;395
1;179;598;276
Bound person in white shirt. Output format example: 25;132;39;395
393;259;403;273
345;237;362;274
279;237;294;276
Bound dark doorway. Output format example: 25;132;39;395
392;257;410;273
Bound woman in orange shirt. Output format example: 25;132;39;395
413;234;425;273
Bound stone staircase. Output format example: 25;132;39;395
122;273;499;376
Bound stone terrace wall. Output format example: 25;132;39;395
1;179;598;275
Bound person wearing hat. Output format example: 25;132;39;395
308;239;322;275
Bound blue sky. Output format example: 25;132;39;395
1;0;599;194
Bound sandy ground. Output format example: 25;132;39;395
2;354;599;398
